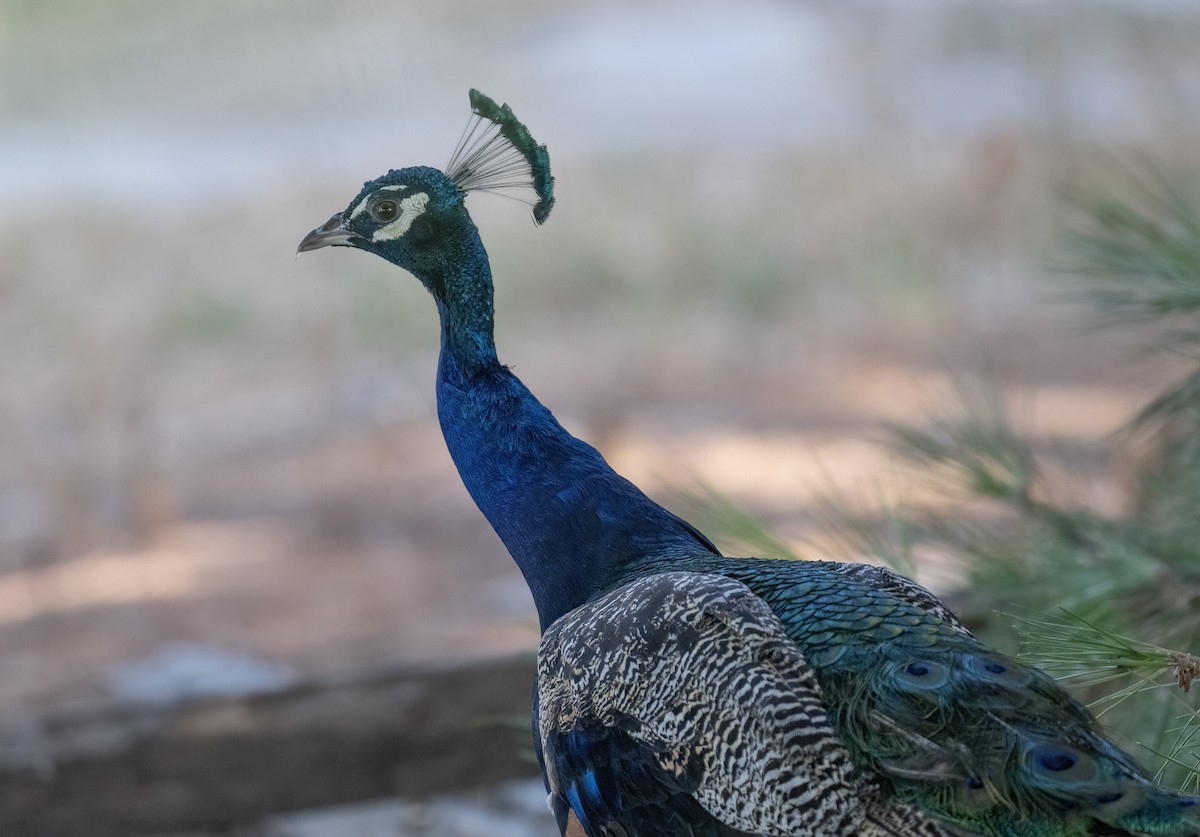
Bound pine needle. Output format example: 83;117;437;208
1008;608;1200;787
673;481;800;561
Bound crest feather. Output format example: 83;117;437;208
446;89;555;225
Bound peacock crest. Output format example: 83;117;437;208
446;89;556;225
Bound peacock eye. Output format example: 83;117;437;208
371;199;399;222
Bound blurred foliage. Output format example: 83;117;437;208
684;167;1200;789
1059;168;1200;328
676;482;801;562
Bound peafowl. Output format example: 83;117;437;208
298;90;1200;837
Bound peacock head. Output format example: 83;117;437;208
298;90;554;287
297;165;468;277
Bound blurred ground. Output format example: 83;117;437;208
260;779;556;837
2;0;1200;833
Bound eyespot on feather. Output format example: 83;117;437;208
1027;743;1099;787
894;659;950;690
964;653;1034;687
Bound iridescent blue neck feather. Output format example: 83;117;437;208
430;220;714;628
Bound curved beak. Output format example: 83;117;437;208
297;212;355;253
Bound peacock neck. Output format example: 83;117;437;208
431;279;717;629
427;235;499;376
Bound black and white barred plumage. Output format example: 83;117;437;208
538;572;958;837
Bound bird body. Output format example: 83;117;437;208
538;570;958;837
298;91;1200;837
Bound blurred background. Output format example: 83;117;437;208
2;1;1200;834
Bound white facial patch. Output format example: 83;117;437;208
371;191;430;242
348;183;409;221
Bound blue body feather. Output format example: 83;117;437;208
437;348;718;630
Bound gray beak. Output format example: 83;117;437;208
297;212;355;253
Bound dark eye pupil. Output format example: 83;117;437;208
374;200;398;221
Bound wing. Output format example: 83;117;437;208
537;571;956;837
